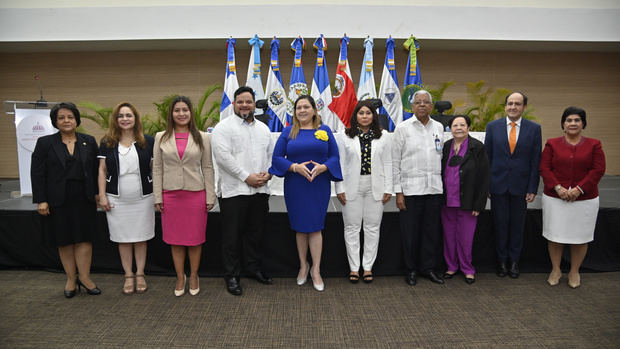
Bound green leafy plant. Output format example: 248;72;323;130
423;81;456;115
78;101;113;130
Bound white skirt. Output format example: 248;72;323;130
106;173;155;243
542;193;599;244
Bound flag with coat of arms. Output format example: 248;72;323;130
220;38;240;120
378;37;402;131
357;37;377;101
246;35;265;116
328;35;357;129
287;37;308;124
401;36;423;121
263;37;290;131
310;35;339;131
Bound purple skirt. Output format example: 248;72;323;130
161;189;207;246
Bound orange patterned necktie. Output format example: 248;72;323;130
509;121;516;154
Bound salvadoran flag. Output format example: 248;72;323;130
220;38;239;120
378;37;402;131
246;35;265;116
287;37;308;126
263;37;290;132
402;35;422;121
357;37;377;101
328;35;357;129
310;35;339;131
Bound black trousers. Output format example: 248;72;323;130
218;194;269;278
490;192;527;263
399;194;443;273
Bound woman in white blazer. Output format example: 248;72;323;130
336;100;393;283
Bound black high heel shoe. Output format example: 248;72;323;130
64;288;77;298
77;278;102;295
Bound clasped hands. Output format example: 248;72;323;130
245;172;272;188
291;160;327;182
555;186;581;202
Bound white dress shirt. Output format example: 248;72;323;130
392;116;444;195
211;115;274;198
506;116;522;142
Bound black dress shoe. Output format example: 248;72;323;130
496;262;508;277
64;288;77;298
422;271;445;284
253;271;273;285
225;277;242;296
405;271;417;286
76;279;101;295
443;271;456;279
508;262;520;279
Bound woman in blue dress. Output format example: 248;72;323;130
270;95;342;291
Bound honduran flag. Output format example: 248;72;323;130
378;37;402;131
246;35;265;116
287;37;308;125
402;36;423;121
310;35;339;131
357;37;377;101
263;37;290;132
220;38;239;120
328;35;357;129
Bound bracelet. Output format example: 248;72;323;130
292;164;297;173
554;184;561;192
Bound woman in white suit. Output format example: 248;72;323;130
336;100;393;283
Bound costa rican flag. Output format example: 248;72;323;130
402;35;423;121
378;37;402;131
357;37;377;101
220;38;239;120
328;35;357;129
263;37;290;131
246;35;265;116
310;34;339;131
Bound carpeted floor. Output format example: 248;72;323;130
0;270;618;348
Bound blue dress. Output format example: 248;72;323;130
270;125;342;233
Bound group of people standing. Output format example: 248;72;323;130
30;86;605;298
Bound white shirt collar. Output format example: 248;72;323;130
506;116;522;126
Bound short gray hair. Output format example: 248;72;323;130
412;89;433;105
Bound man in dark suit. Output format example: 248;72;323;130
484;92;541;278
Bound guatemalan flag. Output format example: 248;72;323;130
328;35;357;129
310;35;339;131
220;38;239;120
357;37;377;101
287;37;308;125
246;35;265;116
263;37;290;131
378;37;402;131
401;36;422;121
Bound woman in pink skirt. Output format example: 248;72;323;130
153;96;215;296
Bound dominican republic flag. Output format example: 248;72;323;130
287;37;308;125
220;38;239;120
329;35;357;129
357;37;377;101
402;36;422;121
378;37;402;131
310;35;339;131
246;35;265;116
263;37;290;131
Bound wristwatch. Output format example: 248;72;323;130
554;184;561;191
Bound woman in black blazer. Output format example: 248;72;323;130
31;102;101;298
440;115;490;284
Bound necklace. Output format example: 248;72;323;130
118;143;133;156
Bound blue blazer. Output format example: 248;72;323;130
484;117;541;195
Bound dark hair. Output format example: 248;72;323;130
561;106;587;129
449;114;471;128
290;95;321;139
504;92;528;106
345;100;382;139
50;102;81;128
234;86;255;101
102;102;146;149
162;96;204;152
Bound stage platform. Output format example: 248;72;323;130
1;177;619;276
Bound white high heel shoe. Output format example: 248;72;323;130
189;276;200;296
174;275;186;297
310;267;324;292
297;264;310;286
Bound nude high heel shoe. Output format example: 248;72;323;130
174;275;186;297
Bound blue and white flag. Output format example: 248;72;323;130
310;35;339;131
378;37;402;131
220;38;239;120
357;37;377;101
263;37;290;132
246;35;265;116
287;37;308;124
402;36;422;121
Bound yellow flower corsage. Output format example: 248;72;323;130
314;130;328;142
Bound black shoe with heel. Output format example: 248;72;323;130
77;278;101;295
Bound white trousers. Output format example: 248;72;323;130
342;175;384;271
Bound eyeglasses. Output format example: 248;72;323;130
413;101;431;105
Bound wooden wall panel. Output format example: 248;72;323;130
1;48;618;178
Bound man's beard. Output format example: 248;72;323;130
235;110;254;120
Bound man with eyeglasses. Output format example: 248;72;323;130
392;90;446;286
484;92;541;279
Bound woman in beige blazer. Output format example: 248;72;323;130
336;100;393;283
153;96;215;297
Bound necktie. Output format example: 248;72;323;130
509;122;516;154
